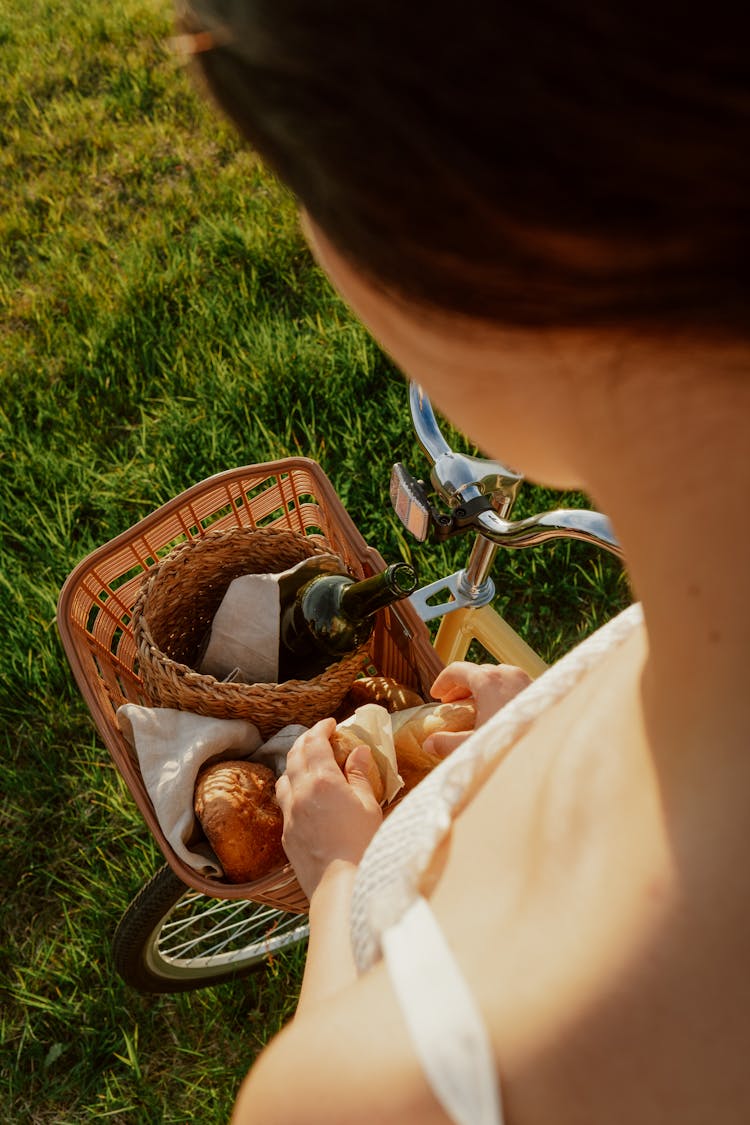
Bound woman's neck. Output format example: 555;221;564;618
581;343;750;767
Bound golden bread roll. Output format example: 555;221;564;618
330;727;385;803
346;675;425;713
194;760;286;883
393;700;477;791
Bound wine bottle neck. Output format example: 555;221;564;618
338;563;417;621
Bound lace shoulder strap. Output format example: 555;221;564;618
382;895;505;1125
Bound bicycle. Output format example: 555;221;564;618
57;381;622;994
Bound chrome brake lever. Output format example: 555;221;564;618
409;383;522;515
406;382;622;557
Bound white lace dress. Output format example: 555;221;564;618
349;604;644;1125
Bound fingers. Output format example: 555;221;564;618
277;721;383;808
482;665;532;709
274;769;292;814
421;730;468;760
276;718;338;815
431;661;532;725
344;744;385;805
282;717;337;780
275;728;383;899
430;661;475;702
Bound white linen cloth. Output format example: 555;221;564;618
198;555;344;684
116;696;410;877
117;704;306;875
199;572;282;684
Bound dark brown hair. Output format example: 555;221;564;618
178;1;750;333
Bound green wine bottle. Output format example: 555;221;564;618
277;557;418;681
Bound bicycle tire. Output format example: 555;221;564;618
113;864;309;993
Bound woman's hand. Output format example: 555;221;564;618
275;718;383;900
424;661;532;758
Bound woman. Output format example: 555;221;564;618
175;4;750;1122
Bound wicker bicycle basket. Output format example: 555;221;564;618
57;459;443;912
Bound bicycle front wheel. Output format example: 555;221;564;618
113;864;309;993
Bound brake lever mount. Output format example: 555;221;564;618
390;462;494;543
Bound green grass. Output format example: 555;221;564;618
0;1;630;1121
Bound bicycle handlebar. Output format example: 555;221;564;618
407;382;623;558
471;506;622;554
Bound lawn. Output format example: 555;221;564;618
0;1;629;1121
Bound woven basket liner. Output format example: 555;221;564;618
133;525;369;739
57;459;444;911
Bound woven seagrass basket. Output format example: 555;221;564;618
132;525;369;739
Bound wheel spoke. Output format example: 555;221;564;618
151;893;308;970
160;899;257;941
160;907;287;958
115;866;309;990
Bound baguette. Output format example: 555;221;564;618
332;698;478;801
392;700;477;791
346;675;425;713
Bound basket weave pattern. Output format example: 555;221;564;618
133;526;369;739
57;460;443;910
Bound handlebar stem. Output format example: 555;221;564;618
464;534;500;593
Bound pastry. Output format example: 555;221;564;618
346;675;425;713
194;759;286;883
